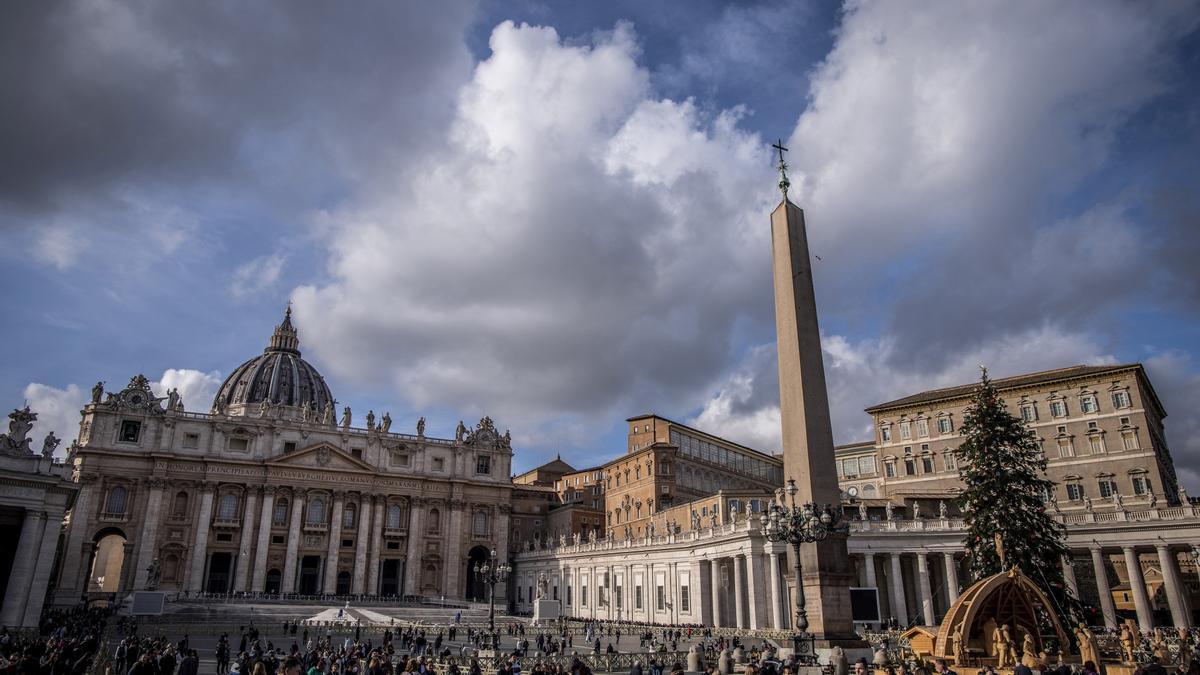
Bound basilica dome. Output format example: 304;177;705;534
211;308;334;415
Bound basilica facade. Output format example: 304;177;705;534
53;310;514;605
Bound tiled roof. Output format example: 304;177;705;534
865;363;1143;412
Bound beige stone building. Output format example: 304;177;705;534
53;310;515;605
836;364;1180;516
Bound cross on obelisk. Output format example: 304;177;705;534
772;139;791;196
768;139;856;642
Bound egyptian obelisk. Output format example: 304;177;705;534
768;141;856;641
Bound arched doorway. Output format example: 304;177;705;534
380;560;401;596
466;546;489;601
206;552;233;593
89;528;128;594
336;571;351;595
299;556;321;594
265;569;282;594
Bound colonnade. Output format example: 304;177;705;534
0;507;64;626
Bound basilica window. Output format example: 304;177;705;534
272;498;288;526
119;420;141;443
427;508;441;533
307;497;326;524
473;511;489;537
343;503;356;529
162;554;180;582
104;486;128;515
217;494;238;520
172;491;189;517
476;455;491;475
182;433;200;449
387;504;403;529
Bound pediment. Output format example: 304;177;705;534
267;442;374;472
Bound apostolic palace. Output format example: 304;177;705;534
1;199;1198;637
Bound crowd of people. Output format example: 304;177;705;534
0;606;113;675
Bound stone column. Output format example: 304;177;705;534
323;492;345;594
916;553;935;626
57;475;98;595
863;552;878;588
445;504;465;598
367;499;384;595
251;487;276;592
733;555;746;629
0;510;47;626
1155;545;1190;628
132;479;166;590
282;491;306;593
710;559;722;627
22;510;62;626
184;484;215;593
1090;546;1117;628
943;553;959;604
403;498;423;596
1122;546;1154;630
234;488;259;593
746;552;764;629
1061;554;1078;600
352;497;372;595
769;551;784;630
889;553;908;626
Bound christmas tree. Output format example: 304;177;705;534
955;367;1077;618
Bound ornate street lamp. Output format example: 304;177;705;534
473;547;512;651
760;478;850;664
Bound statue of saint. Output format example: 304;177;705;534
416;416;425;437
912;501;922;520
381;412;392;433
91;381;105;404
885;502;894;521
536;572;549;599
1084;496;1094;512
1113;491;1124;510
258;399;270;418
300;401;312;422
455;420;466;443
939;500;948;519
322;401;334;425
1148;492;1157;508
340;406;352;429
166;388;180;412
366;410;376;431
145;558;161;591
41;431;60;459
858;502;868;521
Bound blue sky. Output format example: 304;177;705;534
2;1;1199;490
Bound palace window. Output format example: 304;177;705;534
884;460;896;478
916;419;929;438
656;582;665;611
1097;479;1118;498
635;582;643;609
1080;395;1097;414
1057;439;1074;458
680;579;690;612
1121;432;1138;450
944;451;957;471
1132;475;1152;496
217;494;238;520
1050;400;1068;418
343;503;356;529
273;498;289;526
476;455;491;475
307;497;326;524
1020;405;1037;423
899;421;912;440
387;504;403;529
937;417;953;434
921;453;934;474
1111;391;1131;409
1066;483;1085;501
1089;438;1104;455
903;448;915;476
104;486;128;514
880;426;891;443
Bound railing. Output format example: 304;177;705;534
303;522;328;532
384;527;408;537
98;511;129;523
212;517;242;528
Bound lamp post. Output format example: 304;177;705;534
760;477;849;664
474;547;512;651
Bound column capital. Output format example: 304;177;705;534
143;478;169;489
197;481;216;493
79;473;100;485
26;510;48;521
1153;543;1171;552
331;490;347;501
261;485;278;496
